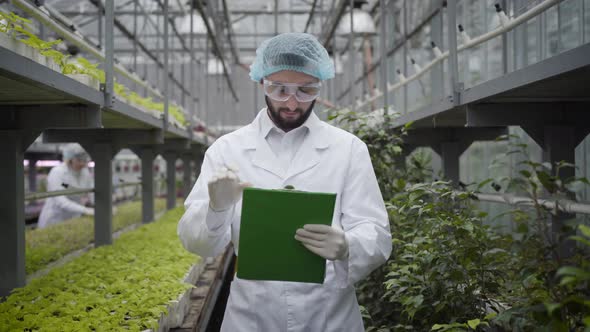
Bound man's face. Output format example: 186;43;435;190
263;71;318;132
69;157;88;172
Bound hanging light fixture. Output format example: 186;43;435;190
333;0;376;52
336;1;377;36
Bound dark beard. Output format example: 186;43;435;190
265;96;315;132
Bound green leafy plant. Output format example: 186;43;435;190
326;107;409;201
2;206;199;331
431;314;496;332
380;182;510;331
40;49;68;67
18;31;61;53
76;56;106;83
546;224;590;330
467;135;590;331
327;108;513;331
26;199;166;275
0;11;32;37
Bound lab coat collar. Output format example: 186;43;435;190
243;108;330;150
244;108;331;179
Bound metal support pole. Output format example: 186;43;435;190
181;62;186;107
92;143;113;246
98;6;102;49
543;126;577;259
402;0;408;113
183;155;192;199
163;0;170;131
140;148;155;223
275;0;279;35
431;9;444;102
0;131;26;297
189;0;195;141
348;0;355;111
143;61;148;97
133;0;138;91
440;141;461;185
446;0;460;105
380;0;388;111
502;0;509;74
165;153;177;209
28;158;38;193
156;11;162;89
104;0;115;108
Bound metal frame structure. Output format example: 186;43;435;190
335;0;590;258
0;0;207;297
1;0;589;310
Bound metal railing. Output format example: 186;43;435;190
25;181;141;201
470;192;590;215
349;0;564;111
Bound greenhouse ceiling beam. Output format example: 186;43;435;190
193;0;239;102
222;0;241;65
84;32;280;38
113;47;257;53
86;0;193;98
319;0;348;47
59;9;327;16
75;1;135;29
153;0;202;65
303;0;318;33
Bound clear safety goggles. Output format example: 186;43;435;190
73;153;90;162
263;80;321;103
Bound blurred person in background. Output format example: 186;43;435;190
38;143;94;228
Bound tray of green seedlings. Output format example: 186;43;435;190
26;199;166;275
1;207;202;332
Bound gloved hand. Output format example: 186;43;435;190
294;224;349;261
208;166;250;212
83;207;95;216
112;206;118;216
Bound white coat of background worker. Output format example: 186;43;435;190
38;143;94;229
178;32;391;331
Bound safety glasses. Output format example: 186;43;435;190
263;80;321;103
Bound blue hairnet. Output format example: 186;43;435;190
249;33;335;82
62;143;89;161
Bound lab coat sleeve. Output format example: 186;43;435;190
177;143;234;258
47;166;88;215
333;138;392;286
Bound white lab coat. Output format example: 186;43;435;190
178;109;391;332
38;163;94;228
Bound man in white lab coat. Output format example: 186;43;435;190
178;33;391;331
38;143;94;228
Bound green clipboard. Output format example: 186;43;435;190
237;187;337;284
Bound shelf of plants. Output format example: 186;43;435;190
0;10;195;139
25;199;167;276
1;207;203;331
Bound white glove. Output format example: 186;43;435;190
295;224;349;261
208;166;250;212
83;207;95;216
112;206;118;215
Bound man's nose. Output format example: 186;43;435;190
285;94;298;111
